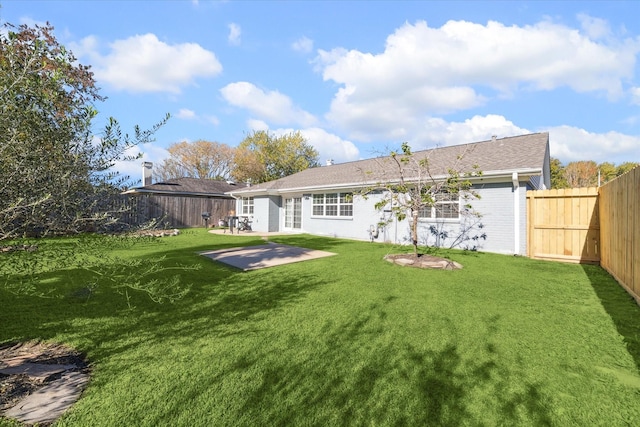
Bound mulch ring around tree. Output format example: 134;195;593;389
0;341;90;426
384;253;463;270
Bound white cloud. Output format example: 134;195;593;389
413;115;530;150
175;108;219;126
577;13;611;40
205;115;220;126
326;85;484;142
176;108;196;119
630;87;640;105
79;34;222;94
246;119;269;131
69;35;99;59
264;127;359;164
112;143;170;185
228;23;241;46
18;16;47;27
299;128;360;163
547;125;640;164
220;82;318;127
404;114;640;165
316;19;640;141
292;36;313;54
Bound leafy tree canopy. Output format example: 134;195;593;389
0;22;167;240
232;130;320;184
550;157;569;189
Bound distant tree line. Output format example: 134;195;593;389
154;130;320;185
550;158;639;189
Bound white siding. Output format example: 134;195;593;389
300;192;382;241
251;181;528;255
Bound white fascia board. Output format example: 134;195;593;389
226;189;279;197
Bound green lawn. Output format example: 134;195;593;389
1;229;639;426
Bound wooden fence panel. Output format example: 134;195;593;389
113;195;235;229
143;195;235;228
527;187;600;263
599;167;639;304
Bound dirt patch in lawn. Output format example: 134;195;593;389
1;341;89;425
384;253;463;270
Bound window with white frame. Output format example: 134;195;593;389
312;192;353;217
418;192;459;219
240;197;254;215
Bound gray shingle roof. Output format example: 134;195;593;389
125;177;238;197
229;132;549;195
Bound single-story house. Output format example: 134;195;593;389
227;133;551;255
123;173;238;228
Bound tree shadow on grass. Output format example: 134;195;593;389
581;264;640;371
227;302;553;426
0;238;331;363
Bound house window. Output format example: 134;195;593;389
418;192;459;219
312;192;353;218
240;197;254;215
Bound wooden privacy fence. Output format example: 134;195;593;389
527;167;639;305
527;187;600;264
116;195;235;229
599;167;639;305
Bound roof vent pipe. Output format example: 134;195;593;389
142;162;153;186
491;135;497;142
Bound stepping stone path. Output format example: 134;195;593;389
0;341;89;425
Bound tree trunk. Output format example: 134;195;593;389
411;210;419;255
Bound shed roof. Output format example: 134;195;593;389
229;132;549;195
123;177;238;197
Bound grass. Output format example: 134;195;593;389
1;229;639;426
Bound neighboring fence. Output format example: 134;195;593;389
118;194;235;229
527;187;600;263
599;167;640;304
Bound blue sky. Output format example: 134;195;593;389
2;0;640;181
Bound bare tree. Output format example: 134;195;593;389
155;140;235;181
564;161;598;188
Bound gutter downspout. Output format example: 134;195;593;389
227;192;240;215
512;172;520;255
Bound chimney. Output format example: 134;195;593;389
326;159;334;166
491;135;497;142
142;162;153;186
